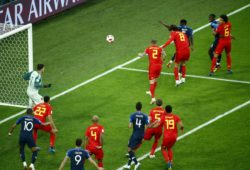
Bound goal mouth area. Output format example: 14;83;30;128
0;23;33;108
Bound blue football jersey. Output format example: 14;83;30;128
130;111;149;135
16;115;41;137
210;20;219;31
67;148;90;170
178;25;193;38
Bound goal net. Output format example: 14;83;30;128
0;23;33;108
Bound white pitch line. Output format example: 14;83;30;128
1;3;249;124
117;100;250;170
119;67;250;84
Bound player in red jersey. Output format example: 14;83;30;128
210;14;233;76
144;99;166;158
33;96;58;153
158;105;184;170
138;40;166;104
85;115;104;169
161;25;190;86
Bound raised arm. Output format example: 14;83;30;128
161;34;174;49
159;20;171;30
59;156;69;170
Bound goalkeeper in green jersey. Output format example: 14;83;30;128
24;64;51;105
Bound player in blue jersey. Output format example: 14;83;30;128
208;14;222;71
8;108;49;170
59;138;103;170
123;102;158;170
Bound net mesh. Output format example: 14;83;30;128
0;24;30;107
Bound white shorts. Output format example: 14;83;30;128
27;89;43;105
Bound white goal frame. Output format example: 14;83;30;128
0;23;33;108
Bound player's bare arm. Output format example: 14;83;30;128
147;120;160;128
178;121;184;133
189;36;194;50
128;122;132;128
48;115;58;133
8;123;17;135
159;20;171;30
161;50;167;61
96;133;104;149
88;157;104;170
138;52;146;58
58;156;69;170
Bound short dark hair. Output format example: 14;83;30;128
165;105;172;113
169;25;179;31
37;64;44;70
180;19;187;25
75;138;82;147
136;102;142;111
26;108;33;115
209;14;216;19
156;99;163;106
220;14;228;22
44;96;50;103
151;40;157;44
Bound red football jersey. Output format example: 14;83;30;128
162;31;189;52
85;123;104;147
149;107;166;128
160;113;180;136
145;45;163;65
216;22;231;42
33;103;52;123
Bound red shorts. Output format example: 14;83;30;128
86;145;104;160
161;134;177;149
34;124;52;133
175;49;190;64
215;40;231;55
144;128;162;140
148;64;162;80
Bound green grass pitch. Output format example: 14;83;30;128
0;0;250;169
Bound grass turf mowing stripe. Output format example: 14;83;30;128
119;67;250;84
116;99;250;170
0;3;249;125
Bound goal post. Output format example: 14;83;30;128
0;23;33;108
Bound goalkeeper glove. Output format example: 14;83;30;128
43;84;52;88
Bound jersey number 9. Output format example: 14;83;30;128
75;155;81;165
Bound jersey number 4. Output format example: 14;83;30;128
136;118;142;128
91;131;97;140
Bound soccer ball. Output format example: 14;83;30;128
106;35;114;43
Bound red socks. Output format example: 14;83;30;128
150;84;155;98
50;133;56;147
227;55;232;70
161;148;169;162
168;148;173;162
181;65;186;78
211;57;217;72
150;139;159;155
174;67;179;80
98;161;103;167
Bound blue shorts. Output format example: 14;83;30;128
211;38;219;51
128;134;143;149
19;136;36;148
